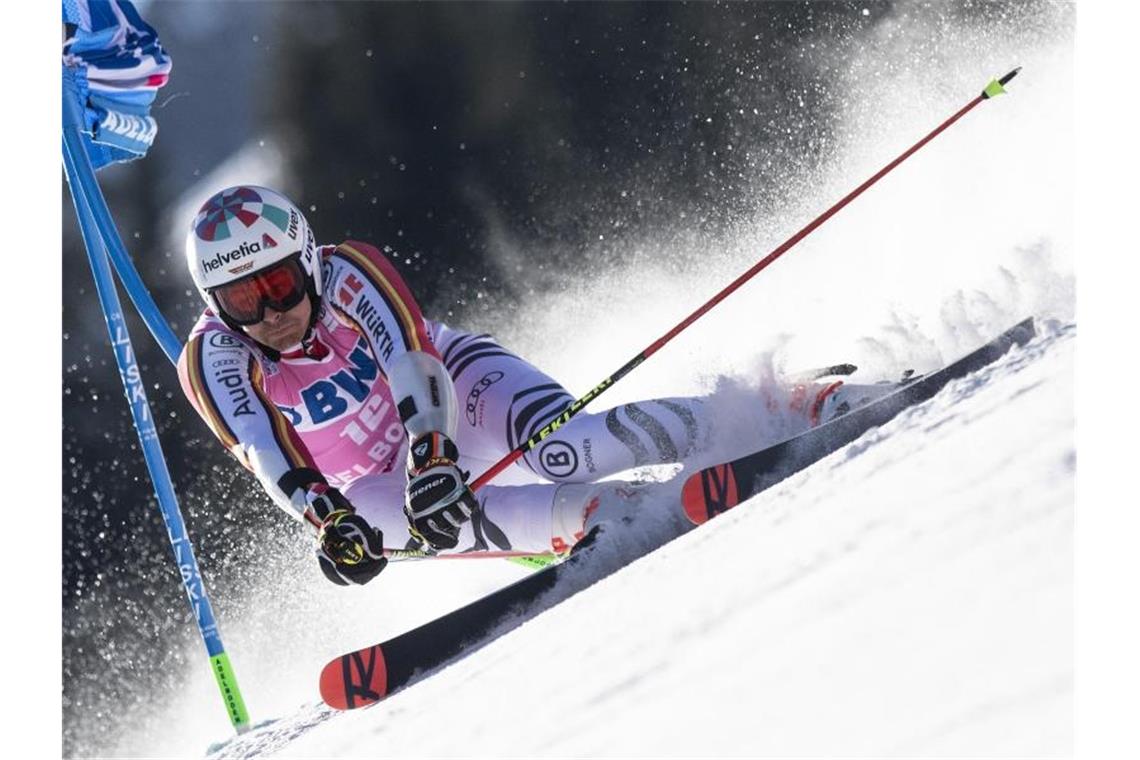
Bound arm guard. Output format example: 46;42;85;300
388;350;458;439
325;241;458;441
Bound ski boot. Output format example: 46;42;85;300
790;365;918;427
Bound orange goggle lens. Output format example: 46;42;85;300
211;256;307;325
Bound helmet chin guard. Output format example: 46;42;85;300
186;185;322;330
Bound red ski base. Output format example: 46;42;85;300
681;462;741;525
320;645;388;710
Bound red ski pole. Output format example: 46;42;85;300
470;67;1021;492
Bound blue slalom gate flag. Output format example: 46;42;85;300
62;0;252;732
62;0;172;170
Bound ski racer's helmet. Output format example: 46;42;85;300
185;185;322;330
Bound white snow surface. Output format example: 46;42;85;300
207;322;1073;759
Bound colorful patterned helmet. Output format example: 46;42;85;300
185;185;321;325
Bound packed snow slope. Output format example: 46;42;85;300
208;320;1073;758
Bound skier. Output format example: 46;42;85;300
178;185;887;586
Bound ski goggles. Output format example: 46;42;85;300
210;254;308;326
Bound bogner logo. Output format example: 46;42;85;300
203;240;263;272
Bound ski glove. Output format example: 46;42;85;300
314;488;388;586
403;432;479;551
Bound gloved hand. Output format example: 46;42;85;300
403;432;478;551
310;486;388;586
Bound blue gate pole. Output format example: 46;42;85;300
63;68;250;733
89;200;182;366
59;96;182;365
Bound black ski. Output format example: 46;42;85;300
681;317;1036;524
319;317;1035;710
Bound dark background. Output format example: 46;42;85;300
62;1;1036;753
